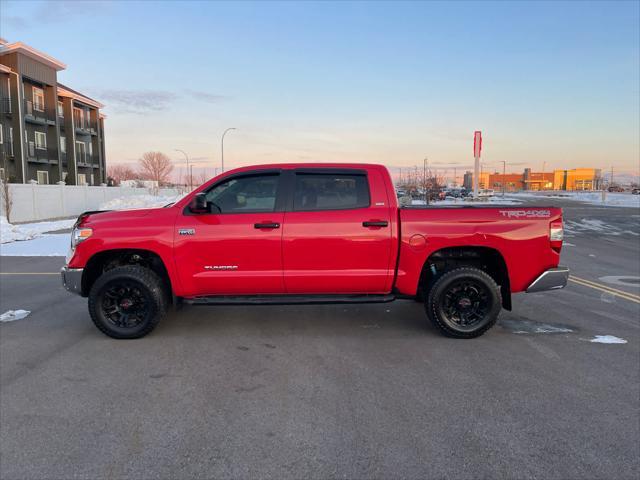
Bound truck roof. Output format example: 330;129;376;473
222;163;386;174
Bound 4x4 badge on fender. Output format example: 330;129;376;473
178;228;195;235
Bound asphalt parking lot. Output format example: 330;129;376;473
1;198;638;479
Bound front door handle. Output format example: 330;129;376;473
254;222;280;229
362;221;388;228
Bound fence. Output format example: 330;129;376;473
1;183;183;223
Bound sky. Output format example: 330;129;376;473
1;0;639;181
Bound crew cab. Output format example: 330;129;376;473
61;163;569;339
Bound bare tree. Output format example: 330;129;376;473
138;152;174;186
1;180;13;222
107;164;137;185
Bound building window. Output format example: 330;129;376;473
76;141;86;163
33;87;45;112
73;107;85;129
35;131;47;150
62;171;68;181
0;168;5;181
37;170;49;185
57;101;64;117
77;173;87;185
90;174;95;186
0;123;3;144
60;136;66;153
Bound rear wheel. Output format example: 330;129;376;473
88;266;167;339
426;267;501;338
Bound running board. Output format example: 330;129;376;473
184;294;396;306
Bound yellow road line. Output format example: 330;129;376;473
569;277;640;304
0;272;59;275
570;275;640;300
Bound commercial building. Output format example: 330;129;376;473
0;39;106;185
465;167;602;192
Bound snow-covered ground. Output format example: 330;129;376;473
564;218;639;237
507;191;640;208
1;193;185;254
0;234;70;256
99;193;183;210
1;216;75;244
411;196;522;206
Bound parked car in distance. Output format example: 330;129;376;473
608;185;625;192
632;188;639;195
61;163;568;340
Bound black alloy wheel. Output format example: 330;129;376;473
88;266;167;339
426;267;502;338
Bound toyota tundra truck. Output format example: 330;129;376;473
61;163;569;339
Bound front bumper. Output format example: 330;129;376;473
526;266;570;293
61;266;83;295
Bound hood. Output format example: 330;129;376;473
76;208;157;227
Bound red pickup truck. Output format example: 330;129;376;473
61;163;569;339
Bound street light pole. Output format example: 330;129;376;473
174;149;190;190
221;127;237;173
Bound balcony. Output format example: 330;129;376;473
24;100;55;125
1;97;12;114
27;142;58;164
74;121;98;136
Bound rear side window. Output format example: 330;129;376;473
205;174;279;213
293;173;370;211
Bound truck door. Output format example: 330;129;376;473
282;168;394;294
174;171;285;296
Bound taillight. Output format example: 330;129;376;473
550;219;563;252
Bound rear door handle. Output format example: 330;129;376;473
254;222;280;229
362;221;388;228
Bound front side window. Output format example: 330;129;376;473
293;173;370;211
33;87;44;111
35;131;46;149
60;136;66;153
205;174;279;213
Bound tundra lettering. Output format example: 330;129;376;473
61;163;569;339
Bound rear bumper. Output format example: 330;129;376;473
526;266;569;293
61;266;83;295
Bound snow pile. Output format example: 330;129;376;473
507;191;640;208
99;194;183;211
1;216;75;244
0;310;31;322
589;335;627;344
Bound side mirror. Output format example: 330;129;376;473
189;193;208;214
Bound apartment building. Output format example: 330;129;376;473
0;39;106;185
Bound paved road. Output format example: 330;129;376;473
1;199;638;479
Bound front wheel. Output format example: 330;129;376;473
88;266;168;339
426;267;502;338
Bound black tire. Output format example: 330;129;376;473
88;266;168;339
425;267;502;338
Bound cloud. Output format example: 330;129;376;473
2;0;113;29
185;90;227;103
96;89;178;114
1;15;29;29
34;0;113;23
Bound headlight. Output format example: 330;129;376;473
71;227;93;249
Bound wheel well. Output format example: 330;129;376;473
418;247;512;310
82;249;172;298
